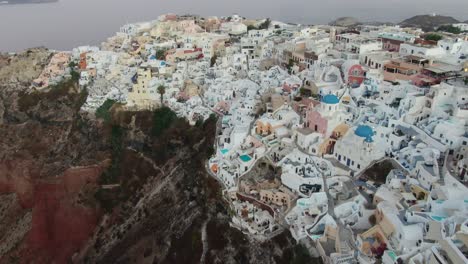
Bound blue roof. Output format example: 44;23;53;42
322;94;339;104
355;125;374;141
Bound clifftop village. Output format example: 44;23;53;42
31;13;468;264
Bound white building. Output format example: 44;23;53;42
399;43;445;58
453;23;468;32
333;125;385;171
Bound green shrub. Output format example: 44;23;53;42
95;99;116;124
210;55;218;67
292;244;314;264
299;87;311;97
247;25;256;31
152;106;177;136
156;49;167;60
437;25;461;34
424;33;443;41
71;69;80;82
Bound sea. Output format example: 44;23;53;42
0;0;467;52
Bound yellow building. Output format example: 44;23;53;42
319;123;349;155
255;119;273;135
127;66;159;109
255;118;284;136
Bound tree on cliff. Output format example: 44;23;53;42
157;85;166;105
156;49;167;60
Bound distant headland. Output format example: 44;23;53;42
0;0;58;5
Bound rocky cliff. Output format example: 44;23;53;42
0;48;107;263
0;49;321;264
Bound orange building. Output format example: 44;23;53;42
79;53;87;70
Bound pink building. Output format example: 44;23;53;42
282;82;301;94
215;101;231;114
305;109;328;135
381;38;404;52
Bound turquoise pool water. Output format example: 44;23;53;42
221;149;229;155
387;251;397;261
431;215;446;221
240;155;252;162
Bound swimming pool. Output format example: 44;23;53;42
221;149;229;155
386;251;397;261
431;215;446;222
239;155;252;162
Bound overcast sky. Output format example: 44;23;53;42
0;0;467;51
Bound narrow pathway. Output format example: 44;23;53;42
199;217;210;264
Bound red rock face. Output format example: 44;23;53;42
24;185;98;263
0;49;106;263
0;160;37;208
0;165;103;264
